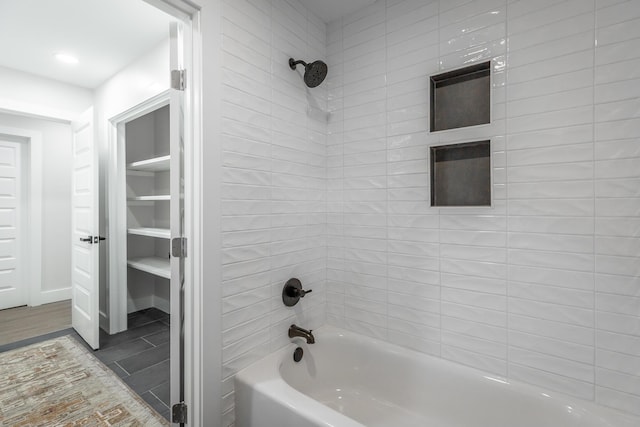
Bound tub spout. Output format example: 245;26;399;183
289;324;315;344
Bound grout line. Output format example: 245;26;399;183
140;336;157;347
267;0;275;350
436;0;443;359
505;0;512;381
384;0;390;341
149;390;171;409
339;13;345;325
114;360;131;377
591;0;598;403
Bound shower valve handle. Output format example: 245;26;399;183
282;278;312;307
294;288;312;297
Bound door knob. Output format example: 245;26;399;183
79;236;92;243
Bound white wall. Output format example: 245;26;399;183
0;69;92;304
0;112;72;303
326;0;640;417
94;39;170;123
0;66;93;121
218;0;327;424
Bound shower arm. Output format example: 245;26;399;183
289;58;308;70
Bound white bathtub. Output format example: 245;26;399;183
235;326;639;427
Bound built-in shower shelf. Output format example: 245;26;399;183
127;256;170;279
127;155;170;172
128;227;170;239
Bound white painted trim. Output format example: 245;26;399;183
0;104;79;124
0;125;43;308
109;90;171;124
38;287;72;305
142;0;200;20
169;21;183;413
183;15;200;427
107;91;171;334
140;1;209;424
99;309;108;330
193;1;222;425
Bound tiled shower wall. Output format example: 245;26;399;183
219;0;327;423
326;0;640;416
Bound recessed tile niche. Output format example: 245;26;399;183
430;61;491;132
430;140;491;207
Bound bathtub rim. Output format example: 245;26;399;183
235;325;640;427
235;335;365;427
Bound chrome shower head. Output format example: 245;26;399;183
289;58;328;88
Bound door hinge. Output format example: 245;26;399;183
171;237;187;258
171;69;186;90
172;402;187;424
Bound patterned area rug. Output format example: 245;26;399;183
0;335;169;426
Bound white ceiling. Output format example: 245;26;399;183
298;0;378;23
0;0;174;89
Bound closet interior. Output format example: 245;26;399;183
123;104;171;322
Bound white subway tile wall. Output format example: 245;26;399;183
220;0;327;424
327;0;640;418
220;0;640;423
595;0;640;414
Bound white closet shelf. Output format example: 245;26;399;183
128;227;170;239
127;257;170;279
128;195;171;201
127;155;170;172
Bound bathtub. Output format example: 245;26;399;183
235;326;639;427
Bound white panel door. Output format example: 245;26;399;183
0;140;23;310
71;108;99;349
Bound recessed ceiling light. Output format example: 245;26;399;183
54;52;79;65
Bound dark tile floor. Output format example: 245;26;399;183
0;308;171;421
98;308;171;421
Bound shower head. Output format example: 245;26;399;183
289;58;328;88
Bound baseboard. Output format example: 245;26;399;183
126;296;169;316
153;295;170;314
127;295;154;313
99;310;109;332
31;287;71;306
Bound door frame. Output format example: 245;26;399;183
0;125;43;307
107;90;171;334
112;1;206;423
2;0;208;421
0;139;25;310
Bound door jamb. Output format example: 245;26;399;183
107;91;171;334
137;1;207;424
0;125;43;307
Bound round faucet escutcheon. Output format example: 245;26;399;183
282;278;312;307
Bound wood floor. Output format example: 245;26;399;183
0;300;72;346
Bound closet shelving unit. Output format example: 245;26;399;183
124;104;172;316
